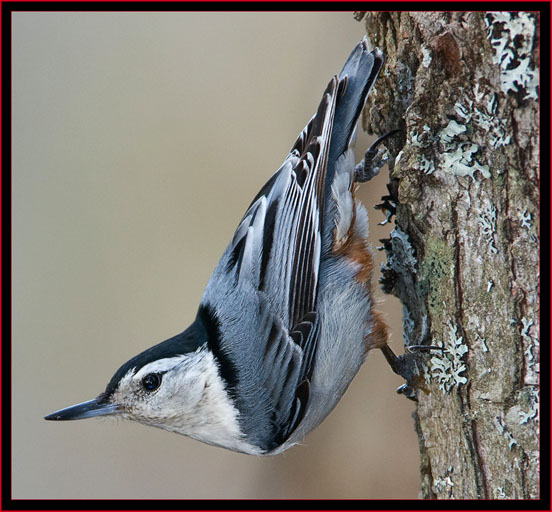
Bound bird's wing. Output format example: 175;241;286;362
201;77;341;448
229;77;339;328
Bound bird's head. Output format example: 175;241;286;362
44;324;211;430
44;316;257;453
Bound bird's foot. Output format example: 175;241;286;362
354;129;400;183
380;344;442;401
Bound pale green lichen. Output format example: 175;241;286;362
410;126;432;147
478;202;499;254
434;102;494;179
433;466;455;496
439;119;466;144
519;387;539;424
418;156;435;174
521;317;539;385
408;127;436;174
485;12;539;100
394;149;404;164
521;317;534;337
428;322;468;393
437;94;509;178
471;94;512;149
474;331;489;353
440;143;491;179
521;210;533;229
422;46;432;67
494;487;508;499
481;337;489;353
380;227;418;276
494;415;518;450
433;475;454;494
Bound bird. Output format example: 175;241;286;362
45;37;403;455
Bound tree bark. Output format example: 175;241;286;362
355;11;540;499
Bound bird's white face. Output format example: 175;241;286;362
109;350;209;427
106;348;262;454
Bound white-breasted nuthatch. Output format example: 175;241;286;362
45;38;407;455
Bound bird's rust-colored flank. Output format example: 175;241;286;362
364;310;388;352
333;187;389;353
332;187;374;285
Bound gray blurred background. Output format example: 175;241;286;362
12;12;419;499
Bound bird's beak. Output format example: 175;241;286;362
44;398;119;421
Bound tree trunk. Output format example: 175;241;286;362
355;11;540;499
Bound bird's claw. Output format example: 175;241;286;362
354;129;401;183
380;344;438;401
396;383;417;401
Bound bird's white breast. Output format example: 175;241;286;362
119;349;264;455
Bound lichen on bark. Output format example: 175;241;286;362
356;11;540;499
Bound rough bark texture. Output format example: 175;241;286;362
355;12;540;499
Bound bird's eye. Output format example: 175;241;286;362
142;373;162;392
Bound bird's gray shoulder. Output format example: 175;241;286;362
196;294;315;451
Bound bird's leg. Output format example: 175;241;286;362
380;344;442;401
354;129;401;183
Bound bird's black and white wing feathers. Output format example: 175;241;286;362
230;77;339;325
199;77;341;449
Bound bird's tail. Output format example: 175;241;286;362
328;37;384;166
